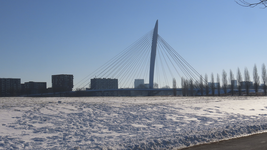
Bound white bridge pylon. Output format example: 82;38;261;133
149;20;158;89
75;20;204;90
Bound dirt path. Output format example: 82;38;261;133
181;132;267;150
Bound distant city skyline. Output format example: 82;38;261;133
1;1;267;88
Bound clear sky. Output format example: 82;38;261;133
0;1;266;88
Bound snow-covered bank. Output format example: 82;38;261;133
1;97;267;149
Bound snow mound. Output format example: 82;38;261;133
0;97;267;149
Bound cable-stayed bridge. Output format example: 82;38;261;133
75;20;203;96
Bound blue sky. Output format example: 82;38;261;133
1;1;266;88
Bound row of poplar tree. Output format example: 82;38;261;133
181;63;267;96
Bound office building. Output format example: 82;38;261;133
91;78;118;90
52;74;73;92
134;79;144;88
0;78;21;96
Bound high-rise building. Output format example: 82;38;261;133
52;74;73;92
91;78;118;90
23;81;47;94
0;78;21;96
134;79;144;88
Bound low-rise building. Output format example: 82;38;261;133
91;78;118;90
208;82;220;88
231;80;237;89
23;81;47;95
241;81;253;89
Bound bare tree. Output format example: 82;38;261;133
153;83;159;88
75;87;86;97
205;74;209;96
237;68;243;96
195;80;199;95
217;74;221;96
173;78;176;96
190;79;194;96
162;85;170;89
229;70;235;96
236;0;267;7
181;78;185;96
200;75;204;96
262;63;267;95
244;67;251;96
181;77;188;96
253;64;260;95
211;73;215;96
222;70;228;95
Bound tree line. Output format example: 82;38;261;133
181;63;267;96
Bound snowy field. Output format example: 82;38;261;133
1;97;267;149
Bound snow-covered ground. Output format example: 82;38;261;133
1;97;267;149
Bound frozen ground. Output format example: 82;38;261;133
1;97;267;149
